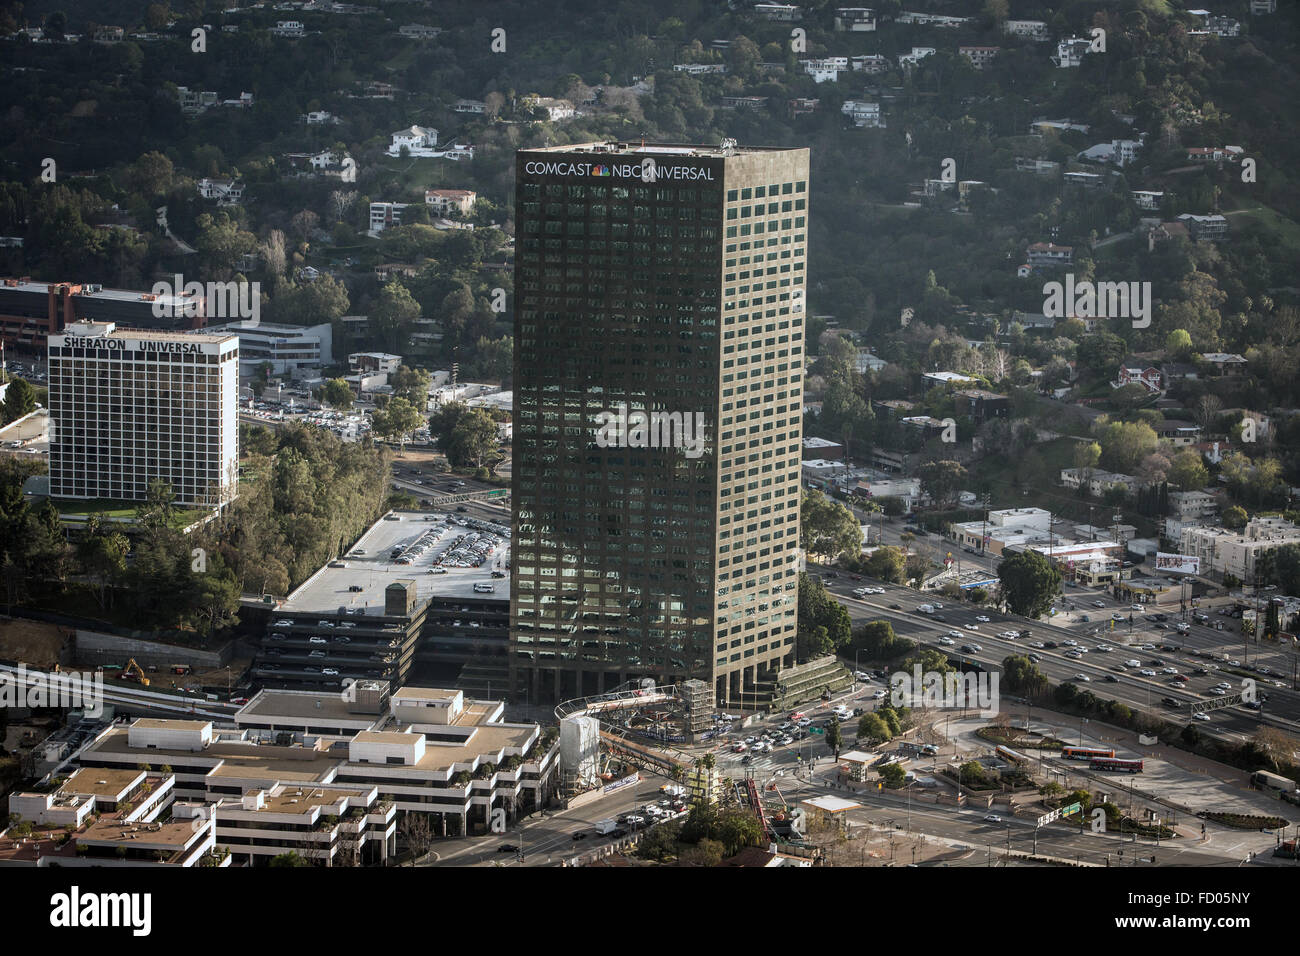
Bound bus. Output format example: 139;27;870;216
1061;745;1115;760
995;745;1030;767
1091;757;1143;773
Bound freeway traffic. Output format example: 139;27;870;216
807;560;1300;743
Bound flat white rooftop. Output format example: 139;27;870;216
279;510;510;614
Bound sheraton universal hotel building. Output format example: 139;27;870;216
47;320;240;506
511;142;810;707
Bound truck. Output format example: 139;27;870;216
1252;770;1299;795
917;604;935;614
594;818;619;835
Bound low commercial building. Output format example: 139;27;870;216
802;436;844;461
75;688;560;844
0;277;207;352
1;768;221;867
204;319;332;375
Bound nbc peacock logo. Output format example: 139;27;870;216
591;164;611;177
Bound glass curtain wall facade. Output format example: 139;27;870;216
510;143;810;706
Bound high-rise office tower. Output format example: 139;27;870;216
510;142;810;706
48;321;239;505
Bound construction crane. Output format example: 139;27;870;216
122;658;150;686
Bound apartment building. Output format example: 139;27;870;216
842;100;885;128
1026;242;1073;268
1181;517;1300;581
834;7;876;31
1177;213;1229;241
1002;19;1051;41
369;202;409;233
959;46;1000;70
1169;491;1219;520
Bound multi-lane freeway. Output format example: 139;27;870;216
807;560;1300;743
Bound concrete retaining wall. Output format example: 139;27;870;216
72;629;230;670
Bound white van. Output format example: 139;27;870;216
473;583;495;594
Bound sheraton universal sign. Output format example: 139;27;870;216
54;334;209;355
523;157;715;183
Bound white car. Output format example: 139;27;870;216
1138;669;1158;677
1000;631;1019;639
976;615;990;623
1072;674;1091;682
853;588;869;597
984;814;1002;823
1124;659;1142;668
932;603;944;609
871;690;887;700
964;624;979;631
1062;639;1078;646
1092;601;1107;608
1161;667;1178;675
1192;712;1211;722
1095;645;1113;653
1207;687;1227;696
854;671;870;681
938;636;955;646
947;630;963;639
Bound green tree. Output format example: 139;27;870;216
797;572;852;658
370;282;421;353
466;336;513;384
446;407;501;470
195;212;258;280
319;379;354;410
269;851;309;867
389;366;431;408
825;716;843;759
878;762;907;788
1167;450;1208;492
857;712;890;743
1165;328;1193;359
917;460;967;507
863;545;906;584
1094;419;1159;474
800;489;861;561
636;822;681;861
1001;655;1049;696
997;549;1062;618
1;378;36;425
715;808;761;856
371;397;425;452
678;837;725;866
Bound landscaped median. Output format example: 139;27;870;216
1199;810;1290;831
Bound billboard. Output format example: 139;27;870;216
1155;552;1200;574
